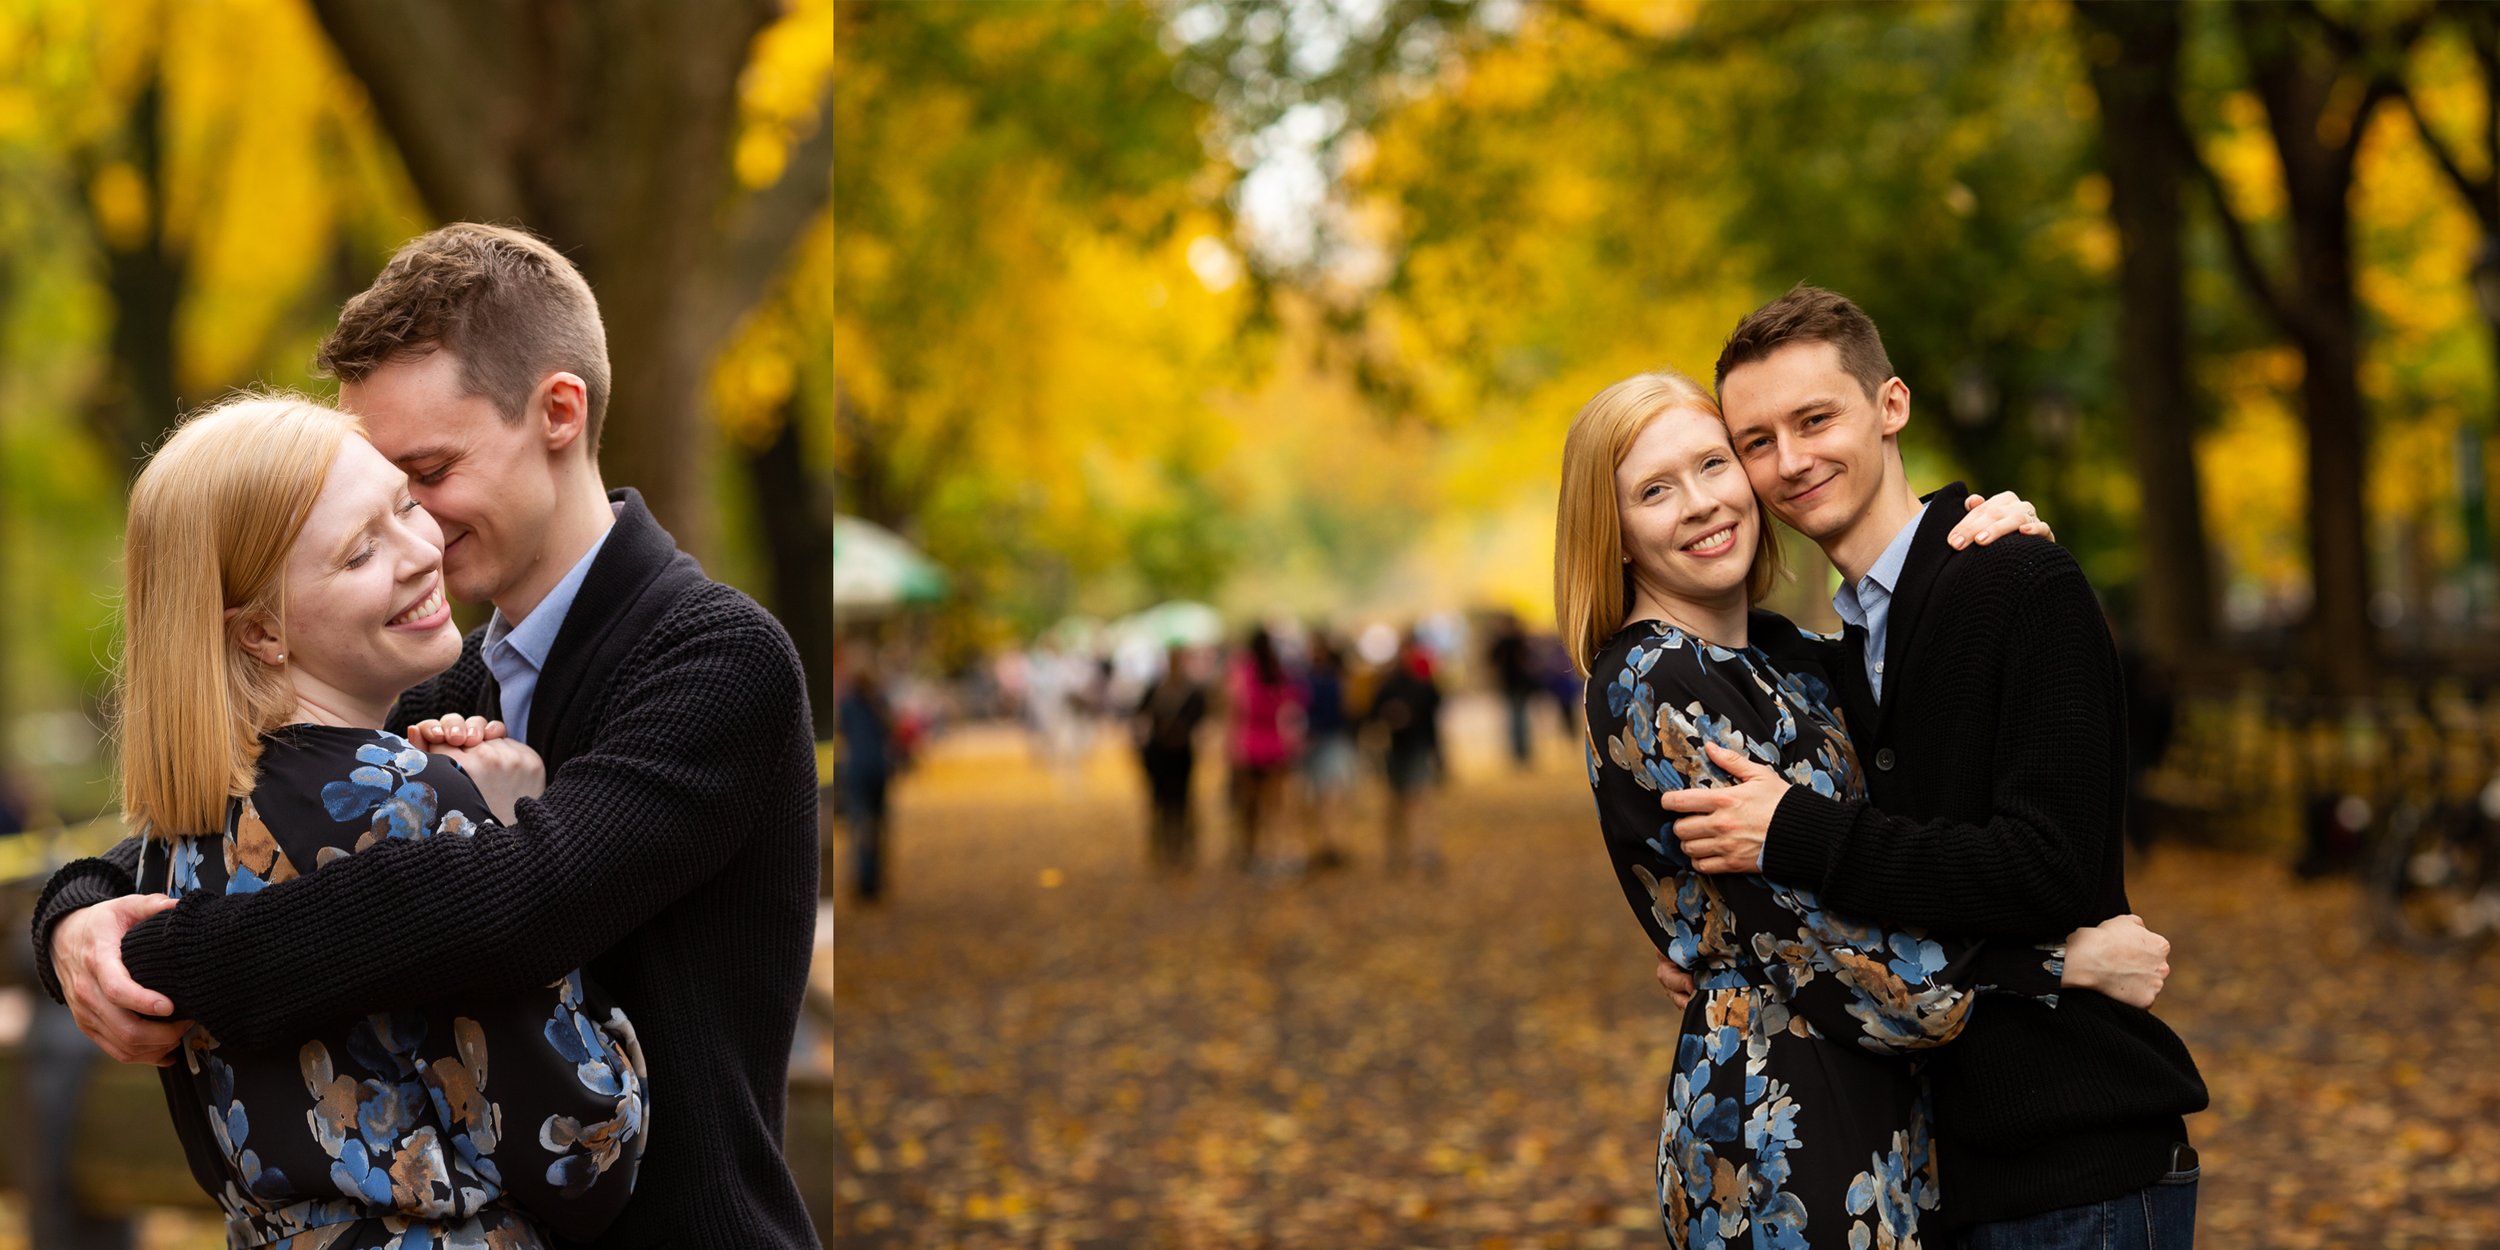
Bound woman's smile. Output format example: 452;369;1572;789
386;578;450;631
1681;523;1740;557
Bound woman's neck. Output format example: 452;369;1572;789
1629;586;1749;650
289;682;388;732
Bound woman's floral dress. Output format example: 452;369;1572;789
135;724;650;1250
1583;618;2064;1249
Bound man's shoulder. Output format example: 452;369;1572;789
1932;533;2088;597
612;575;807;696
647;576;798;649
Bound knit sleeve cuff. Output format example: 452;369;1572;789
1764;785;1857;897
30;857;138;1004
1969;940;2065;1005
119;905;192;1021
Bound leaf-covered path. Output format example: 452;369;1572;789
834;721;2500;1248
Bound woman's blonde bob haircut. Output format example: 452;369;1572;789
120;392;354;839
1554;369;1783;677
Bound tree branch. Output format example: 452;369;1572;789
2170;104;2304;337
2390;81;2495;231
306;0;528;221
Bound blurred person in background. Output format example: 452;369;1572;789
1133;645;1208;873
1534;631;1584;741
1486;611;1537;770
1368;633;1445;874
837;646;902;901
1224;626;1302;873
1296;632;1356;871
1558;366;2172;1248
1026;642;1086;768
0;766;29;837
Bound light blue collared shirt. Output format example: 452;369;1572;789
1830;502;1927;705
482;515;616;745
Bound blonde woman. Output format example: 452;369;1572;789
96;394;647;1248
1556;371;2167;1248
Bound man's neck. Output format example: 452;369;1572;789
1823;477;1924;586
495;476;616;625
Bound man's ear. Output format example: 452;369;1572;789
1877;377;1911;439
227;605;285;667
536;371;592;454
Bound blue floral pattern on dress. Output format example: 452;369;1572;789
1586;620;2065;1247
139;725;648;1250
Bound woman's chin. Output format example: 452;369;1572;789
375;635;465;690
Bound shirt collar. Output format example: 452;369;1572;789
1831;501;1928;621
484;521;615;672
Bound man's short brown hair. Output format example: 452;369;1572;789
1713;285;1895;402
316;223;612;452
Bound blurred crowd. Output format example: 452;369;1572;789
830;611;1589;900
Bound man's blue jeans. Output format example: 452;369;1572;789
1957;1165;2198;1250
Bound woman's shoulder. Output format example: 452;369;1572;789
253;723;495;847
1746;607;1848;665
1584;620;1726;717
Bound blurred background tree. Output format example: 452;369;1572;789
8;0;2500;802
826;0;2500;705
0;0;831;803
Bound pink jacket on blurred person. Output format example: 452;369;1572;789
1226;657;1302;770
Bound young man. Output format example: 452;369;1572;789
34;224;823;1249
1656;286;2208;1245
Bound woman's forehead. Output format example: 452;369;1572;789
1620;405;1731;468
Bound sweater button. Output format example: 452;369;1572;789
1874;748;1896;771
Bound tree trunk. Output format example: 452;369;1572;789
746;400;835;739
305;0;832;557
81;76;186;476
2236;5;2379;699
2076;1;2219;668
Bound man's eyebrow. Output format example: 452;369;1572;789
1788;397;1843;418
392;444;457;470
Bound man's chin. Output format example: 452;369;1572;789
444;570;496;608
1761;501;1833;541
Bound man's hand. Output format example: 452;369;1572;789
1662;742;1788;874
54;895;188;1065
1947;490;2055;550
2060;913;2172;1009
404;715;504;750
434;736;547;826
1654;952;1696;1012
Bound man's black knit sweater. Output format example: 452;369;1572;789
1756;486;2207;1226
30;491;823;1249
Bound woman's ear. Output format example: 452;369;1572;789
228;606;287;667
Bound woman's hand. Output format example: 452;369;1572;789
1947;490;2055;549
405;714;502;749
436;736;547;825
2059;913;2171;1009
1654;952;1696;1012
